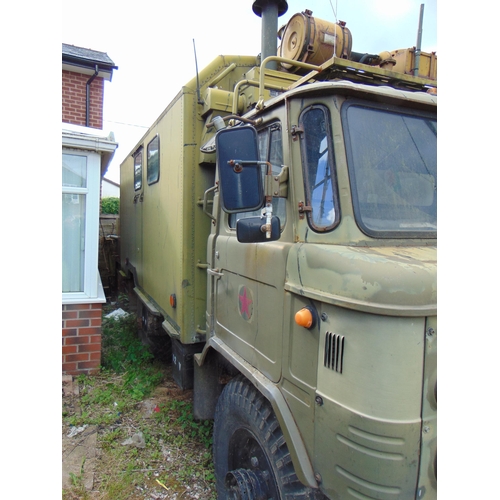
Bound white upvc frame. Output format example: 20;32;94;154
62;124;116;305
62;149;105;304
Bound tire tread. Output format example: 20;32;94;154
214;375;326;500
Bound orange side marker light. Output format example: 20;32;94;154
295;307;314;329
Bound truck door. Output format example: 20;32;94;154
120;146;144;291
132;146;144;285
210;122;288;383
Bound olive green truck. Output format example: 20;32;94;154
119;2;437;498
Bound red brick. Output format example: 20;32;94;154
62;328;77;337
63;311;78;320
65;319;90;328
65;335;89;345
62;362;77;373
89;351;102;361
79;309;102;319
64;304;90;311
78;327;101;336
78;343;101;353
62;345;78;355
90;318;102;327
66;353;90;363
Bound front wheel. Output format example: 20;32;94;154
213;376;321;500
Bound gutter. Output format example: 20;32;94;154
86;65;99;127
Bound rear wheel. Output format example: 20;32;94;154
213;376;320;500
139;304;172;363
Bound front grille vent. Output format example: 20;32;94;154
324;332;345;373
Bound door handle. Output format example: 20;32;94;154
207;268;224;278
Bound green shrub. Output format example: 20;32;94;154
101;197;120;214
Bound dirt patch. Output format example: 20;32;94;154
62;366;217;500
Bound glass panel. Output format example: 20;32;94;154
62;193;85;292
301;107;339;231
147;136;160;185
229;125;286;228
134;150;143;191
268;127;286;225
62;154;87;188
344;105;437;237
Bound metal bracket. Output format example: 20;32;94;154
298;201;312;219
272;165;289;198
291;125;304;141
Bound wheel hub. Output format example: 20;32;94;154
225;468;270;500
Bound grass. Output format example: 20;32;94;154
62;302;216;499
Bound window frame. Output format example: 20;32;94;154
62;148;105;304
299;104;341;233
134;147;143;191
147;135;160;185
341;99;437;239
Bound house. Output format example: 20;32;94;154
62;43;118;375
102;177;120;198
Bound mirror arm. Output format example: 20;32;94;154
263;161;273;239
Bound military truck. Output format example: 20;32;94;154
119;1;437;498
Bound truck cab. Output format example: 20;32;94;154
204;80;436;499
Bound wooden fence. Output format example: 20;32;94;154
99;214;120;299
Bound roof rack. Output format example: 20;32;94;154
256;55;437;109
287;56;437;92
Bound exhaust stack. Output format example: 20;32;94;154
252;0;288;70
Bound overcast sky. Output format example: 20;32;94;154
62;0;437;183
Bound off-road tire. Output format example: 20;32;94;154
213;376;324;500
139;304;172;363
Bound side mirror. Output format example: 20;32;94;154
237;216;281;243
216;126;264;213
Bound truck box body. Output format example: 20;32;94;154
121;56;260;345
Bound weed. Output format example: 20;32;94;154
63;306;216;499
156;400;214;448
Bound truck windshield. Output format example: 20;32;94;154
343;102;437;238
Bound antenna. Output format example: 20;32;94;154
329;0;338;58
193;39;203;104
329;0;338;20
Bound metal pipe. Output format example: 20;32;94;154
253;0;288;71
206;114;261;129
231;78;286;114
257;56;322;109
86;64;99;127
207;63;237;88
414;4;425;76
260;2;279;69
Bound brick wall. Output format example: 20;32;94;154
62;69;104;129
62;303;103;375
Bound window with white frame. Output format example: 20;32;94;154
62;149;104;303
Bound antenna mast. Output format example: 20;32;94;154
193;39;203;104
